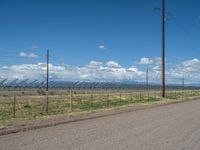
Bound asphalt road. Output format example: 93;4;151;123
1;100;200;150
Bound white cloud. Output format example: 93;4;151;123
19;52;39;58
86;61;103;69
1;58;200;84
127;66;138;72
0;63;46;80
138;57;161;65
98;45;106;49
32;45;40;49
19;52;27;57
0;61;146;82
167;58;200;83
152;66;160;70
105;61;121;68
29;53;39;58
153;57;162;65
138;57;153;65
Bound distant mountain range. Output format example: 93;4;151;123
1;78;200;88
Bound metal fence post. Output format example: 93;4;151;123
70;89;73;112
120;93;122;103
13;96;16;118
175;91;176;99
46;92;49;114
90;94;93;108
131;92;133;101
107;93;109;107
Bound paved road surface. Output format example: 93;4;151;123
1;100;200;150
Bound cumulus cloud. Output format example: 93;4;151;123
138;57;161;65
86;61;103;69
0;60;146;82
98;45;106;49
0;58;200;84
19;52;39;58
32;45;40;49
105;61;121;68
138;57;153;65
167;58;200;83
0;63;46;80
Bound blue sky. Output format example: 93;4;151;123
0;0;200;83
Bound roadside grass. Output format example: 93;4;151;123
0;90;200;127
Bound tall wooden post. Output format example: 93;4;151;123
162;0;166;97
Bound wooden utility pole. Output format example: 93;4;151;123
162;0;166;97
182;77;185;91
46;49;49;114
146;67;149;92
46;49;49;92
182;77;185;97
146;67;149;100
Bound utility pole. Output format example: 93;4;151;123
46;49;49;92
146;67;149;99
162;0;166;97
46;49;49;114
182;77;185;99
182;77;185;91
146;67;149;92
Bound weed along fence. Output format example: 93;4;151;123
1;89;200;123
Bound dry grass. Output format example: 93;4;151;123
0;89;200;127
